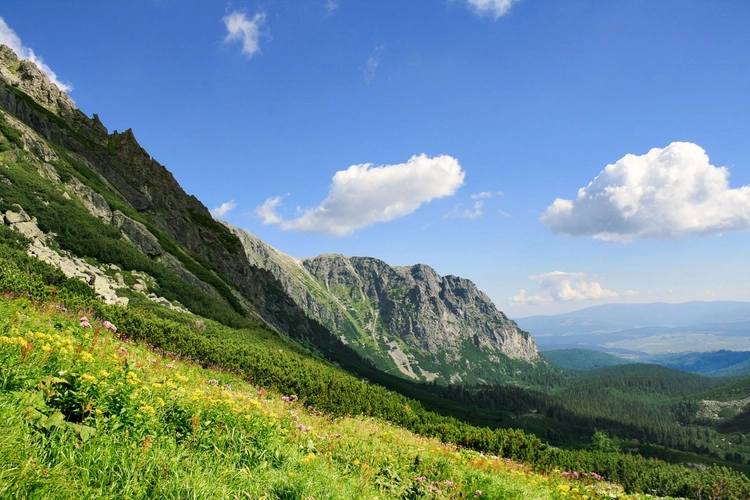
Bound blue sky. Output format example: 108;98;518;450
2;0;750;317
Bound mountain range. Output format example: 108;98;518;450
515;301;750;355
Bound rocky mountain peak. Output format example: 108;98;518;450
223;222;539;384
0;44;76;117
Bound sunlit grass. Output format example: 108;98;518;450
0;296;679;499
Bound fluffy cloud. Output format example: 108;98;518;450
223;11;266;58
0;17;72;92
210;200;237;218
510;271;618;305
465;0;521;19
255;154;465;236
541;142;750;242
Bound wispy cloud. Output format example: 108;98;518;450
510;271;618;305
210;200;237;218
255;154;465;236
541;142;750;242
445;201;484;219
324;0;339;16
471;190;503;199
364;45;384;83
223;11;267;58
0;17;72;92
465;0;521;19
446;190;503;219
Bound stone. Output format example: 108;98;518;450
112;210;163;257
4;206;30;224
65;176;112;222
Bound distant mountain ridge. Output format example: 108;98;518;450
223;222;539;384
516;301;750;354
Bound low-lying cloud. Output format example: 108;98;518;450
223;11;266;58
510;271;618;305
0;17;72;92
465;0;521;19
255;154;465;236
541;142;750;242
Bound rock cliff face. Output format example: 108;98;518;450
223;223;539;384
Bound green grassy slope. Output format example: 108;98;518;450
1;223;749;498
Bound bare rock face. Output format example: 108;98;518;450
0;45;77;119
112;210;163;257
65;176;113;222
303;255;539;363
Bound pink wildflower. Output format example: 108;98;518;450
102;321;117;333
80;316;91;328
414;477;426;482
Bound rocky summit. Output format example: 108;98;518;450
224;223;539;384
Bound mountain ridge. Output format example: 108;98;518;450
0;42;538;386
223;221;538;384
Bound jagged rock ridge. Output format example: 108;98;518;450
224;223;539;384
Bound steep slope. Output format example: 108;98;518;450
0;43;334;343
224;223;538;384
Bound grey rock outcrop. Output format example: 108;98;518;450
303;255;539;363
112;210;163;257
4;205;45;242
65;176;113;222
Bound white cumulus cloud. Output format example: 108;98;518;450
255;154;465;236
223;11;266;58
0;17;72;92
210;200;237;218
541;142;750;242
510;271;618;305
465;0;521;19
